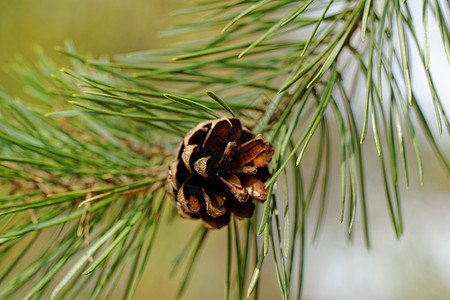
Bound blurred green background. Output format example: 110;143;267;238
1;1;449;300
0;0;185;97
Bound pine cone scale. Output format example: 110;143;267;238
177;182;203;214
203;187;227;217
228;196;254;219
202;119;233;151
242;176;268;202
181;144;198;173
232;135;273;168
220;175;249;202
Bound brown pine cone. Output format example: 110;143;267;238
167;117;274;229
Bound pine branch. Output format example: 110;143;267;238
1;0;449;299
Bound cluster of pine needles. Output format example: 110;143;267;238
1;0;449;299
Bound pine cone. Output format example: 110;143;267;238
167;117;274;229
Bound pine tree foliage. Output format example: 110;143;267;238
0;0;449;299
